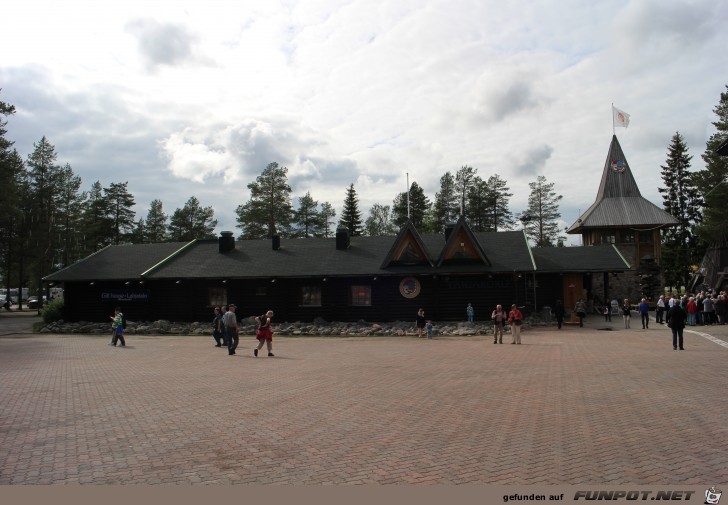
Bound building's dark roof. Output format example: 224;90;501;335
145;230;535;280
531;245;631;272
43;242;190;282
567;135;679;233
44;222;631;283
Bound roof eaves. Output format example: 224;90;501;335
43;244;113;282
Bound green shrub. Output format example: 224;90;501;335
41;297;65;324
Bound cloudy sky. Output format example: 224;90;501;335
1;0;726;244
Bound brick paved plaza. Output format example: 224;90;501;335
1;315;727;485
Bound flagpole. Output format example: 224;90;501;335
611;102;615;136
406;172;410;220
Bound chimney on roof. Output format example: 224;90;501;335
335;226;350;250
219;231;235;253
272;235;280;251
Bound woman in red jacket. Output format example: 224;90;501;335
508;304;523;344
686;297;697;326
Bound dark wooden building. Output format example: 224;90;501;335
45;217;629;323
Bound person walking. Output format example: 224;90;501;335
553;300;565;329
656;295;665;324
416;308;426;338
425;320;433;339
223;304;239;355
212;306;224;347
508;304;523;344
638;298;650;329
574;299;587;328
466;303;474;323
254;310;275;357
109;307;126;347
621;299;631;329
669;299;687;350
491;304;506;343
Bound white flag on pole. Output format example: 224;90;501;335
613;106;630;128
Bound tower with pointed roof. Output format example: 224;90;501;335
567;135;678;302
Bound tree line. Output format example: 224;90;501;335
658;84;728;287
2;84;726;296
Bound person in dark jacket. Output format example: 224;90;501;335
669;298;687;350
553;300;565;329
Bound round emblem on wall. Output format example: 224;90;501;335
611;160;626;173
399;277;421;299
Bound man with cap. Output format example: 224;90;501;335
223;304;239;355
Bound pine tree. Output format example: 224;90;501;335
658;132;703;287
432;172;458;232
465;176;490;232
520;175;563;247
695;84;728;244
0;94;26;301
484;174;514;232
54;163;85;267
26;136;63;297
81;181;112;253
454;165;477;217
392;182;431;230
292;192;322;238
236;162;293;239
131;218;146;244
339;183;363;236
168;196;217;241
103;182;136;245
145;199;168;243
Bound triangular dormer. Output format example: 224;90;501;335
437;217;492;267
380;220;434;269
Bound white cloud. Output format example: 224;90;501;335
1;0;727;237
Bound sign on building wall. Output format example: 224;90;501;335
101;289;151;303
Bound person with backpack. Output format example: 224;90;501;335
254;310;275;357
109;306;126;347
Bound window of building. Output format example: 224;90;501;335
209;287;226;307
620;229;635;243
350;285;372;306
600;231;616;244
301;286;322;306
639;231;654;244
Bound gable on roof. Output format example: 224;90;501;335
437;217;492;267
567;135;679;233
380;220;433;269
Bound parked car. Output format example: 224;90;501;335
27;298;41;309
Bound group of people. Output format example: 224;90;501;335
424;303;524;344
213;305;276;357
491;304;523;344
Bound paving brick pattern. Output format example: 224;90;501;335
1;324;727;485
